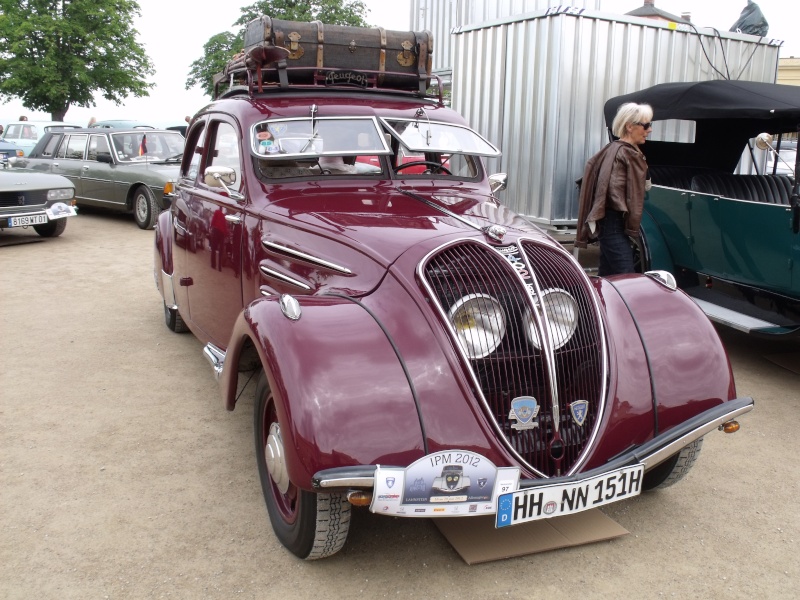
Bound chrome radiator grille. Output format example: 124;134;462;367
421;240;605;477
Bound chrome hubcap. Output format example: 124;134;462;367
265;422;289;494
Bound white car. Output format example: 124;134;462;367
1;121;80;157
0;169;77;237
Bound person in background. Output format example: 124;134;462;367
0;124;4;136
575;102;652;276
19;115;27;121
88;116;97;127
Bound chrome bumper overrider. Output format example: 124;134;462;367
311;397;754;491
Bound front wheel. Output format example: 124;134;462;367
643;438;703;490
254;371;350;559
133;185;158;230
33;218;67;238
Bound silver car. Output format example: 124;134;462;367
12;128;184;229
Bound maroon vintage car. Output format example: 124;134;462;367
154;20;753;560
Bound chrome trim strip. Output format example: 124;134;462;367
161;269;176;308
203;343;226;380
261;239;352;274
317;476;376;489
258;265;312;290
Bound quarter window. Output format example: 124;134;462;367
208;122;242;191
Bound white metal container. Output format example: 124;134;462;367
413;3;781;224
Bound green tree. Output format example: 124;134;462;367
0;0;154;121
185;0;369;98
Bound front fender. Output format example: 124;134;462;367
604;274;736;431
222;295;427;490
153;209;173;297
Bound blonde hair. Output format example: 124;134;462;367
612;102;653;138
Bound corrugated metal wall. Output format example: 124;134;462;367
411;0;601;74
416;5;780;224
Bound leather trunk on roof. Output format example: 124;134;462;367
243;15;433;91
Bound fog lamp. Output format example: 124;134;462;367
525;288;579;349
447;293;506;359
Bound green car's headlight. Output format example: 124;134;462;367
525;288;579;350
447;293;506;359
47;188;75;201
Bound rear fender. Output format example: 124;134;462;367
222;295;426;490
640;209;675;273
154;209;173;298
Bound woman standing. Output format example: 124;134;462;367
575;103;652;276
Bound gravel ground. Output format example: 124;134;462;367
1;212;797;600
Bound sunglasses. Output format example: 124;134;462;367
634;121;653;130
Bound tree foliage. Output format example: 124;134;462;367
0;0;154;121
185;0;369;98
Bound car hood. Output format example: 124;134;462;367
254;183;557;298
261;184;548;267
0;169;74;190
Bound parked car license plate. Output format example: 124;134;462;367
8;214;48;227
496;464;644;528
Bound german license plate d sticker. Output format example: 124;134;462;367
496;464;644;528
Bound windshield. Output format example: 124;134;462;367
380;118;500;156
251;117;391;159
110;131;185;162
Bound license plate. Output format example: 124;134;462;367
496;464;644;528
8;214;48;227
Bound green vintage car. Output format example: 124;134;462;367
604;80;800;339
12;128;184;229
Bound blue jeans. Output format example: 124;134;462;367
598;209;635;276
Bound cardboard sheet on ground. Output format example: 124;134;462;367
435;509;628;564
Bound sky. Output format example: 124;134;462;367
0;0;796;128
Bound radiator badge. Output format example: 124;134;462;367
570;400;589;426
509;396;540;430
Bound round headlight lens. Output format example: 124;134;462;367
447;293;506;359
525;288;579;350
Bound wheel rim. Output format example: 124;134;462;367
262;402;299;524
135;192;148;223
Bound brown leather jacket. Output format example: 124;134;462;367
575;140;648;248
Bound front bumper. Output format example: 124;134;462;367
312;397;754;491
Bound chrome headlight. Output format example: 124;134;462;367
525;288;579;350
447;293;506;359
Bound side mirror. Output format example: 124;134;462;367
204;165;236;188
97;152;113;164
489;172;507;194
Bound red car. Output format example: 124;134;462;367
154;24;753;560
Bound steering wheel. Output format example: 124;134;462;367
394;161;452;175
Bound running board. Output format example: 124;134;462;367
203;343;226;379
690;297;780;333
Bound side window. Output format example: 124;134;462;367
22;125;37;140
5;124;22;140
207;122;242;191
41;135;62;157
88;135;110;161
184;123;206;182
65;134;88;159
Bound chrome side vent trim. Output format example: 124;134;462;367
259;265;312;291
262;239;352;274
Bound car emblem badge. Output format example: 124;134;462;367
385;477;395;489
509;396;540;430
477;478;488;489
570;400;589;426
18;195;25;206
484;224;506;242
